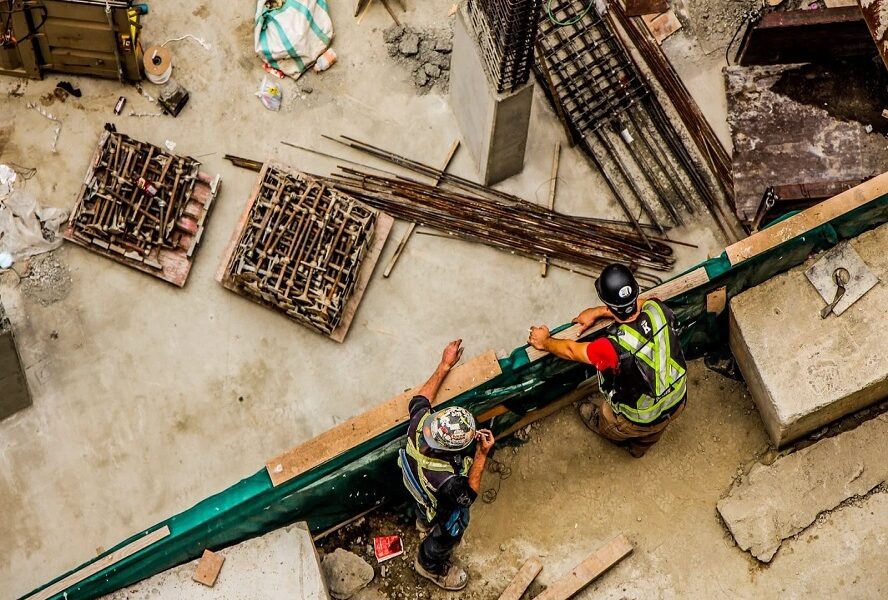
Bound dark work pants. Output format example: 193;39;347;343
416;508;464;573
418;522;463;573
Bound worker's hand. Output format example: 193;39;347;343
440;339;464;371
527;325;551;351
475;429;495;455
572;306;609;333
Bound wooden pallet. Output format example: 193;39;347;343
216;161;393;343
63;130;221;287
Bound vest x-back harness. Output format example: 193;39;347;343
600;300;687;424
398;412;473;523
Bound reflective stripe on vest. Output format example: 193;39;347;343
608;300;687;424
399;412;473;521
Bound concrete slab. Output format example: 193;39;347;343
450;6;532;186
729;222;888;446
103;522;329;599
717;413;888;562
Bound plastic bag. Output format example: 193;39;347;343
256;76;283;111
0;186;68;264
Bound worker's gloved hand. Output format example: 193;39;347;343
440;339;464;371
475;429;495;456
527;325;550;350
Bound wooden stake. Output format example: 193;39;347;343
541;142;561;277
532;535;633;600
498;558;543;600
382;140;460;278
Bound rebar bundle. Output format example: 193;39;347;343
69;130;201;266
535;1;738;241
314;136;676;287
225;166;377;335
466;0;540;93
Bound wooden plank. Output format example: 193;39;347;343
725;171;888;265
532;535;632;600
266;350;503;486
541;142;561;277
642;11;682;44
526;266;710;362
500;385;590;439
706;286;727;316
622;0;668;17
329;212;394;343
26;526;171;600
193;549;225;587
498;557;543;600
382;222;416;278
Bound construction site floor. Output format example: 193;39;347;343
320;361;888;599
0;1;845;598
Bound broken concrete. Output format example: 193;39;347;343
730;222;888;446
103;522;328;599
717;413;888;562
384;24;452;92
321;548;374;600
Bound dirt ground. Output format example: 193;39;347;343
319;360;888;599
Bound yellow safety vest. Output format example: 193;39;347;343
601;300;687;424
398;412;472;522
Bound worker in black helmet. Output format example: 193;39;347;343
527;263;688;457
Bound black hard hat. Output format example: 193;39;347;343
595;263;639;319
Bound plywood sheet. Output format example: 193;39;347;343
266;350;502;486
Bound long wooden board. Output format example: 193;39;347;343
725;171;888;265
498;557;543;600
266;350;502;486
532;535;632;600
25;526;171;600
526;266;710;362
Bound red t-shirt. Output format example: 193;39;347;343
585;338;619;371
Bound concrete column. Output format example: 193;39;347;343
449;6;534;186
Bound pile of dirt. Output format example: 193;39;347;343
383;25;452;92
21;252;71;306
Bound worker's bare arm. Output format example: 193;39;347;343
415;339;464;402
527;326;592;364
467;429;495;493
573;305;614;333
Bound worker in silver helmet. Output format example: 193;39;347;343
398;339;496;591
527;263;688;457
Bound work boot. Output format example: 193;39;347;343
415;517;432;539
414;557;469;591
578;401;597;430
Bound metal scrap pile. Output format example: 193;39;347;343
68;130;201;268
225;165;378;335
535;0;737;240
317;137;676;287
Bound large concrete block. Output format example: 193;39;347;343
0;312;31;421
729;222;888;447
449;6;533;186
103;522;329;599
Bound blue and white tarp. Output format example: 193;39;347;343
255;0;333;77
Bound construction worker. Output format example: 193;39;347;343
527;263;687;457
398;339;495;591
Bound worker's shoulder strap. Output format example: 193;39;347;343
407;413;457;473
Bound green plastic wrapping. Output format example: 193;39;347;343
23;194;888;599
